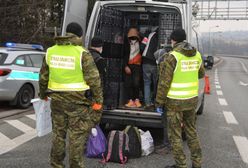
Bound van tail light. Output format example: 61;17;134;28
0;69;12;76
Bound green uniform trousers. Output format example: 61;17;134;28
167;107;202;168
50;101;94;168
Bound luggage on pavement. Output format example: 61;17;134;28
124;125;142;158
139;129;155;156
86;125;107;158
101;130;129;164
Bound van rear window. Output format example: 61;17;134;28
0;53;7;65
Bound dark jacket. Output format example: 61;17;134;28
155;41;205;110
88;48;106;76
142;31;158;66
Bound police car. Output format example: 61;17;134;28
0;43;45;108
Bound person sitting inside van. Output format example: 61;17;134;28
124;27;146;108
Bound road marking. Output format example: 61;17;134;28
218;98;228;106
0;129;36;155
216;85;221;89
5;120;34;133
0;132;11;145
215;78;219;82
216;90;223;96
12;129;37;147
0;119;38;155
26;114;36;120
233;136;248;164
223;111;238;124
215;81;219;84
0;132;15;155
239;81;248;86
240;61;248;73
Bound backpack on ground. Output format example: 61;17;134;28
101;130;129;164
124;125;142;158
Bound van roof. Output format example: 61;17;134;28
100;0;186;3
99;0;183;9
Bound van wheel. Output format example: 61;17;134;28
16;84;34;109
197;95;204;115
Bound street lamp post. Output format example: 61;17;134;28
208;25;219;56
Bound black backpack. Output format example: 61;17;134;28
124;125;142;158
101;130;129;164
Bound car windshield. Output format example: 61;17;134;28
0;53;8;65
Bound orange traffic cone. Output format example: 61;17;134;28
204;75;210;94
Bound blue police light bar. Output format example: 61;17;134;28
5;42;44;51
5;42;16;47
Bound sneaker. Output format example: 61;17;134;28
125;99;136;108
134;99;142;108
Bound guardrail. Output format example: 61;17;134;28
216;54;248;59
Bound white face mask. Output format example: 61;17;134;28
130;40;137;45
99;47;103;54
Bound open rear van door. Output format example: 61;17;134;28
61;0;88;36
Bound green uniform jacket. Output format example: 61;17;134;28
156;42;205;111
39;34;103;105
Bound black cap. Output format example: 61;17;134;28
170;28;186;43
66;22;83;37
91;36;103;47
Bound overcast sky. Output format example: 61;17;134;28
195;1;248;33
198;20;248;33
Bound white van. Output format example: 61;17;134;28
62;0;205;131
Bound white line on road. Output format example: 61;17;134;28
233;136;248;164
215;81;220;84
0;129;36;155
215;78;219;82
0;132;11;145
239;81;248;86
223;111;238;124
216;85;221;89
5;120;34;133
12;129;37;147
218;98;228;106
240;61;248;73
216;90;223;96
0;132;15;155
26;114;36;120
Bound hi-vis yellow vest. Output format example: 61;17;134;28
46;45;90;91
167;51;202;99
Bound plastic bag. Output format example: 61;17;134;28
31;98;52;137
86;125;107;158
139;129;154;156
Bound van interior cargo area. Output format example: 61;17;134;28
94;5;182;110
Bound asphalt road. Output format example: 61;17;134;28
0;56;248;168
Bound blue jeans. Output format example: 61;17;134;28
142;64;158;106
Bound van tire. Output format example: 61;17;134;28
16;84;34;109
